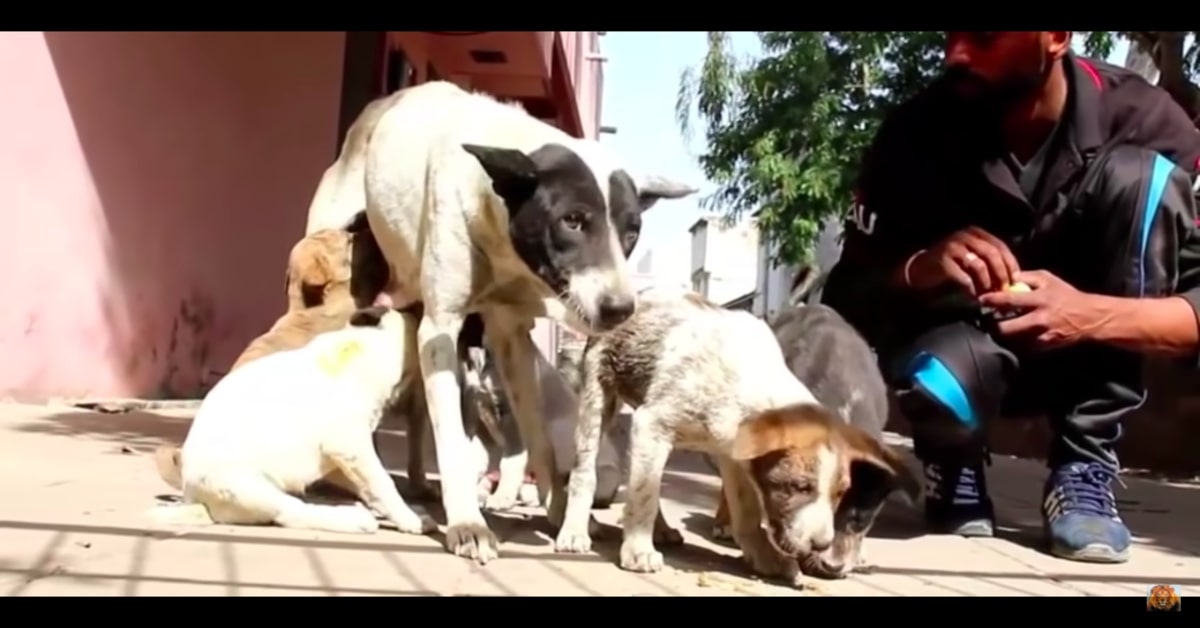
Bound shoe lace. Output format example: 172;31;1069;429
1054;463;1119;518
925;463;984;504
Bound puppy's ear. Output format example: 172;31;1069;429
462;144;540;207
635;175;698;212
344;210;371;233
789;265;820;306
730;403;836;462
349;305;391;328
834;423;922;505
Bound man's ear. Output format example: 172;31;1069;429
635;175;698;212
462;144;540;207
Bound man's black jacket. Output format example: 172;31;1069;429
824;53;1200;356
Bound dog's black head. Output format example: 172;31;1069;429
348;305;393;328
462;142;696;335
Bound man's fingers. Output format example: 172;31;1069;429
967;242;1012;290
1013;270;1049;289
995;311;1043;336
978;290;1039;310
943;260;978;295
957;251;991;294
965;228;1020;281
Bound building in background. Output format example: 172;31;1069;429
688;214;760;307
752;217;843;318
0;31;605;401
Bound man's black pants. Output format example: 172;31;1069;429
884;145;1188;471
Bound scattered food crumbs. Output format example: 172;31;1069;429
75;541;91;549
696;571;760;595
119;445;136;454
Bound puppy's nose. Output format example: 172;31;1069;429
810;538;833;553
597;295;636;330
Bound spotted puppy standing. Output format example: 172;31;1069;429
553;289;917;585
712;267;921;579
305;81;696;563
149;306;435;535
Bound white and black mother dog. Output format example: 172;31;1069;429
305;81;697;564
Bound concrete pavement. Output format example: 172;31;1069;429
0;402;1196;597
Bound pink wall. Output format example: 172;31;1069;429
0;31;344;401
556;32;604;139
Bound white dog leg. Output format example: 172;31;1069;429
484;318;563;521
203;474;380;534
554;369;612;553
487;449;528;511
325;433;437;535
619;407;674;573
418;312;499;563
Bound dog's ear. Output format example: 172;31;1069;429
349;305;391;328
462;144;540;207
344;210;371;233
635;175;698;212
833;423;922;505
789;265;821;306
730;403;836;461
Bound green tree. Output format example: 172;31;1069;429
676;32;944;265
678;32;1200;266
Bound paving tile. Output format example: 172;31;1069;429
0;403;1196;597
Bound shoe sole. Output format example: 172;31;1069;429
928;519;995;538
1050;542;1130;564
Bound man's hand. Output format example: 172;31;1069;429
906;227;1020;295
978;270;1112;348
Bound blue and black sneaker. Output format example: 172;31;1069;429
1042;462;1131;563
923;461;995;537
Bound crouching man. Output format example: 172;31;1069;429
823;31;1200;563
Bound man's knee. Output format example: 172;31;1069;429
887;322;1017;461
1078;145;1195;297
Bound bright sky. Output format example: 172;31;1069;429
598;32;1130;265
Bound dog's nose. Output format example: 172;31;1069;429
810;538;833;553
596;295;636;330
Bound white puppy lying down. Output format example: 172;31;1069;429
149;306;436;535
555;289;915;585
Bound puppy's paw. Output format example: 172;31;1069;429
654;525;684;547
711;523;733;542
445;520;499;564
331;505;381;534
619;539;664;573
484;491;518;513
554;527;593;554
516;482;540;507
392;512;438;535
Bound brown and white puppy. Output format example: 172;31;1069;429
285;212;388;313
712;266;920;579
552;289;916;586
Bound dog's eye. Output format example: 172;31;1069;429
562;213;585;231
790;479;815;495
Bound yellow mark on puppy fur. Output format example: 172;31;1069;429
318;340;364;376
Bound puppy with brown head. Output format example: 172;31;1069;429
552;288;915;586
713;263;921;579
729;403;920;567
285;211;388;313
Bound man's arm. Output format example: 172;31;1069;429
821;104;928;342
1084;87;1200;360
